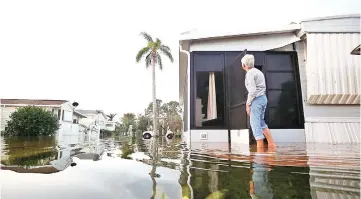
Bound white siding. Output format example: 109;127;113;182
306;33;360;104
58;122;80;136
62;110;73;122
78;113;108;130
295;39;360;143
0;107;16;131
189;130;229;143
305;122;360;144
301;16;360;33
79;114;96;127
179;49;188;104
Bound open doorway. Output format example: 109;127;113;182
195;71;225;128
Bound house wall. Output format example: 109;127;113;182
79;113;108;130
98;114;107;127
0;106;61;132
0;106;16;132
60;102;74;123
306;33;360;104
105;121;116;131
295;40;360;143
57;102;81;137
79;114;96;127
72;114;83;124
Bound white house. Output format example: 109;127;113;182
179;14;360;146
0;99;85;133
77;110;116;131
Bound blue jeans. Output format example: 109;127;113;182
250;95;268;140
252;160;274;198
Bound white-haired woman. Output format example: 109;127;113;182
241;54;276;150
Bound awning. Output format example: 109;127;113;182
351;44;360;55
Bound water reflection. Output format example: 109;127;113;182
250;151;273;198
1;134;360;199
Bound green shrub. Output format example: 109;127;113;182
3;106;59;136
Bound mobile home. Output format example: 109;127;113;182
179;14;360;146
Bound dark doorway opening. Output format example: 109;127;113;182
195;71;225;128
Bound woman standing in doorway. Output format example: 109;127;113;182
241;54;276;150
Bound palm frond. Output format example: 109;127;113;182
145;53;152;68
136;47;151;63
156;53;163;70
160;47;174;63
160;45;171;52
155;38;161;49
140;32;153;43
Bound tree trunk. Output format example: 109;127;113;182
152;58;157;137
149;138;158;199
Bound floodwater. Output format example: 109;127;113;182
0;135;360;199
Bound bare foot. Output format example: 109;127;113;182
267;145;276;153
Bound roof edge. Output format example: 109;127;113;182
180;24;301;42
301;14;360;23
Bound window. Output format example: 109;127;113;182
267;73;294;90
194;71;225;128
266;54;293;72
265;53;303;129
57;110;61;120
62;110;72;122
73;119;78;124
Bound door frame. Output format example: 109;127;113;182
225;50;248;145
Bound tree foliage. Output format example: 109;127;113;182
135;32;174;70
145;100;183;135
121;113;136;133
114;99;183;136
3;106;59;136
107;113;117;121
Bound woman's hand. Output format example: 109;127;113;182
246;104;251;116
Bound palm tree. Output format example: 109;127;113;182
106;113;117;121
136;32;174;137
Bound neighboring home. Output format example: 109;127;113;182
179;14;360;145
73;110;87;124
0;99;85;133
77;110;116;131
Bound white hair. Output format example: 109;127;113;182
241;54;255;69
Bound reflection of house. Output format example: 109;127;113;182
306;143;360;199
77;109;115;131
179;14;360;145
0;99;85;134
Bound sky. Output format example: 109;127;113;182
0;0;359;117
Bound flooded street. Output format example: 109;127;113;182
1;135;360;199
